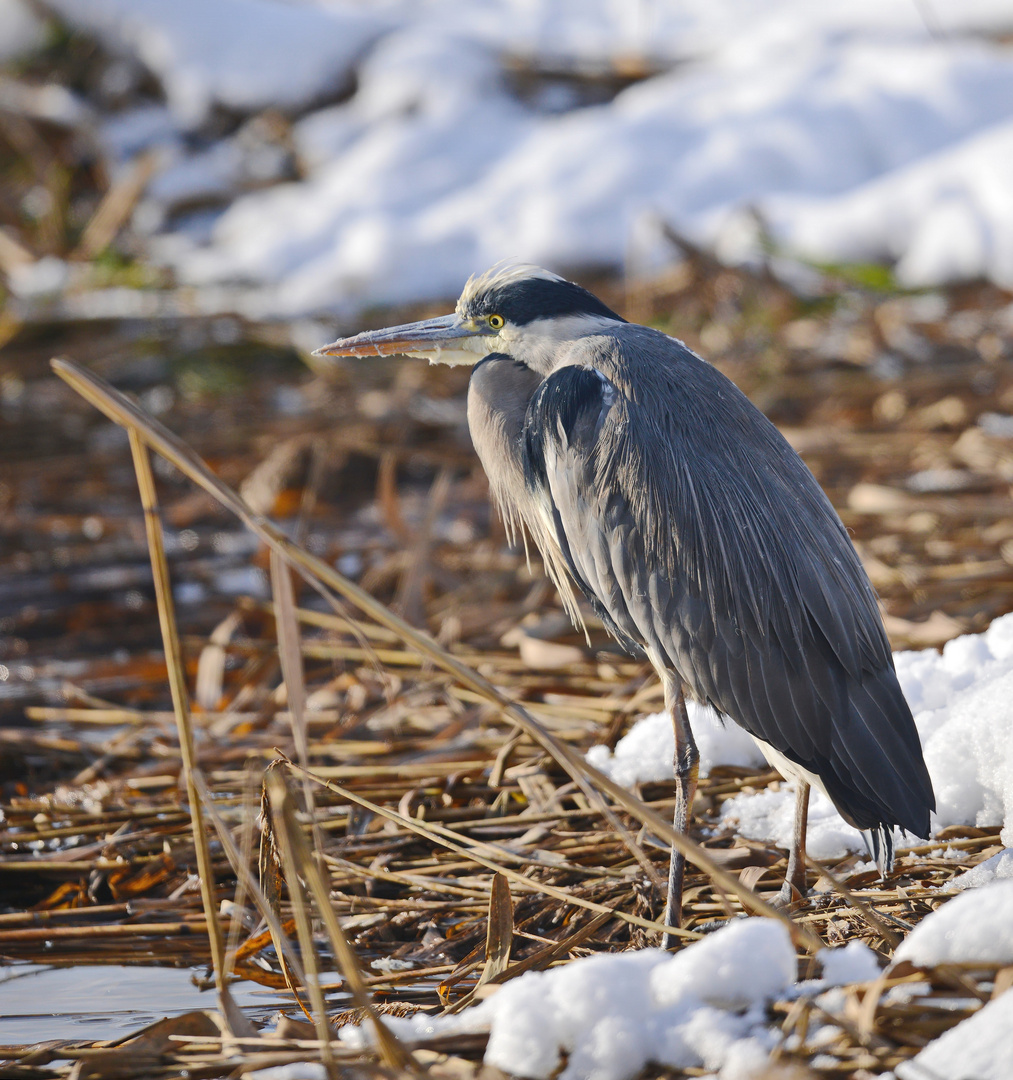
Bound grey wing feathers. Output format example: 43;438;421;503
522;329;934;838
523;366;644;657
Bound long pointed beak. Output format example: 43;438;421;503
312;313;488;365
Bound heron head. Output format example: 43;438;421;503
313;264;625;374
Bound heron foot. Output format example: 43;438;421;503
770;881;812;913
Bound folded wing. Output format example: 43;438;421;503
521;332;934;837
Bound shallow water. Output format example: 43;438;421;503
0;962;290;1043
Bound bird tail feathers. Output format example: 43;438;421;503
863;825;895;876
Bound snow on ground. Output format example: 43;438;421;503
586;704;764;787
894;879;1013;966
247;620;1013;1080
767;120;1013;289
10;1;1013;315
591;613;1013;860
946;847;1013;891
43;0;390;128
722;787;870;862
896;987;1013;1080
249;932;918;1080
816;941;881;986
252;918;799;1080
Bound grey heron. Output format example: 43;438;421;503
315;264;935;942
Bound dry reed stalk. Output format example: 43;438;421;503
334;792;625;881
325;853;497;900
0;857;166;872
297;760;491;780
270;548;324;854
258;601;403;643
0;921;212;943
222;763;262;985
476;873;513;988
25;706;149;724
264;769;341;1079
0;902;134;927
265;768;418;1073
52;357;821;952
126;427;252;1038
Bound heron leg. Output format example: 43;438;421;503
777;780;810;907
661;678;699;949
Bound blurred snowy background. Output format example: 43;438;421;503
3;0;1013;318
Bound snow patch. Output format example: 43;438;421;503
586;704;764;787
721;786;865;861
895;880;1013;967
818;941;882;985
896;981;1013;1080
46;0;387;128
332;918;795;1080
945;848;1013;892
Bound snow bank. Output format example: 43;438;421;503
31;0;1013;315
175;24;1013;313
329;917;796;1080
898;617;1013;843
817;941;881;985
946;848;1013;892
769;119;1013;289
894;880;1013;966
591;614;1013;859
45;0;388;128
896;988;1013;1080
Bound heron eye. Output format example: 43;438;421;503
488;314;505;330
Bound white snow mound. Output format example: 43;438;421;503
894;880;1013;967
896;987;1013;1080
331;917;795;1080
818;941;881;986
946;848;1013;892
586;704;764;787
